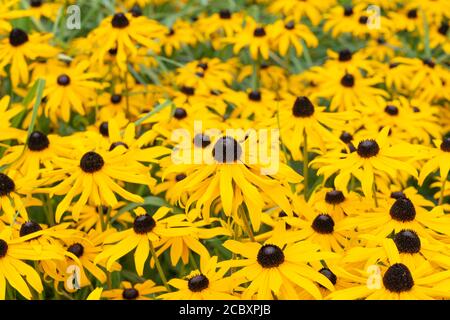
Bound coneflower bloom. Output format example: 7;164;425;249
102;280;166;300
0;28;58;86
313;127;419;198
39;143;154;222
223;232;338;299
94;207;195;276
159;255;238;300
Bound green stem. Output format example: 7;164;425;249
422;8;431;59
303;129;309;198
149;241;171;292
300;40;313;67
45;195;55;226
251;54;260;91
438;179;447;205
239;206;255;242
189;252;199;270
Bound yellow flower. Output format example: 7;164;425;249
314;127;419;198
89;12;165;70
0;228;64;300
0;28;58;86
94;207;195;276
223;230;338;299
102;280;166;300
268;19;318;56
39;139;154;222
418;138;450;184
328;252;450;300
42;60;103;122
226;17;271;60
160;255;238;300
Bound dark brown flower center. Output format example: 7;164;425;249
20;221;43;237
212;136;242;163
325;190;345;205
390;198;416;222
440;138;450;152
257;244;285;268
343;6;353;16
180;86;195;96
284;21;295;30
312;214;334;234
384;105;399;116
99;122;109;137
110;94;122;104
67;243;84;258
340;74;355;87
356;139;379;158
339;132;353;143
338;49;352;62
133;214;156;234
248;90;261;102
383;263;414;293
438;22;449;35
122;288;139;299
407;9;418;19
188;274;209;292
80;151;105;173
112;13;129;28
0;240;8;258
358;16;368;24
390;191;406;200
394;230;421;254
28;131;50;151
57;74;71;86
173;108;188;120
0;173;15;196
175;173;186;181
253;27;266;37
219;9;231;19
130;4;142;17
9;28;28;47
292;96;314;117
30;0;43;8
422;59;435;68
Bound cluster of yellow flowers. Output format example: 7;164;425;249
0;0;449;300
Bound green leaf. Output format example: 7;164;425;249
134;99;172;126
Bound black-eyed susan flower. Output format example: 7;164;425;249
223;233;338;299
418;138;450;186
268;19;318;57
89;12;165;71
314;127;419;198
328;254;450;299
310;66;388;111
42;60;103;122
166;134;301;231
226;17;271;60
102;280;166;300
94;207;194;276
0;228;64;299
339;196;450;242
0;28;58;86
160;255;237;300
39;142;154;222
